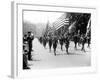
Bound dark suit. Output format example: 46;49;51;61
27;36;34;60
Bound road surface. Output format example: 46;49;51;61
28;38;91;69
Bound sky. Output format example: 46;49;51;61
23;11;64;24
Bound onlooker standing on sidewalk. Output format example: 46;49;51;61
27;32;34;60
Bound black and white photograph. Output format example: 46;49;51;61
22;10;91;70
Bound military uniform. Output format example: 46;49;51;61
48;37;52;52
65;37;70;54
53;38;58;56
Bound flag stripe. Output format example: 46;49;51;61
53;13;70;30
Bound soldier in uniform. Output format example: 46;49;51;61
39;37;43;44
53;37;58;56
64;35;70;54
59;36;64;51
48;37;52;52
43;37;47;48
73;33;79;49
81;34;86;52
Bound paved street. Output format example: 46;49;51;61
28;38;91;69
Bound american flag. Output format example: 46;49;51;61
53;13;70;30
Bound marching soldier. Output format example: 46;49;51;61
48;37;52;52
59;36;64;51
73;33;79;49
64;35;70;54
43;37;47;48
53;37;58;56
39;37;43;44
81;34;86;52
